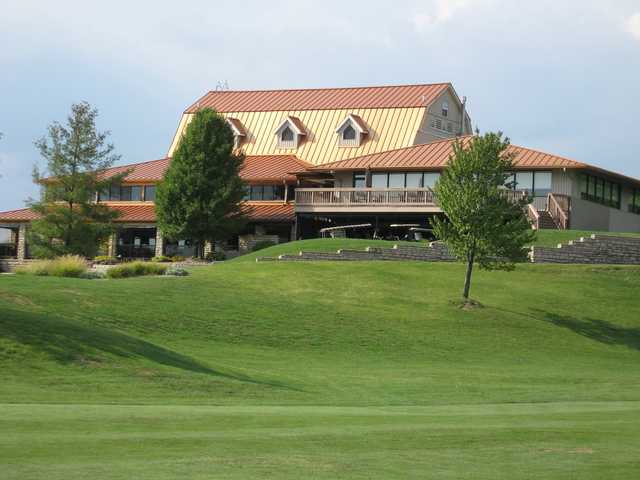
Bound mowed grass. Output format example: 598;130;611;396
1;247;640;478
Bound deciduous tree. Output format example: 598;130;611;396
432;132;536;301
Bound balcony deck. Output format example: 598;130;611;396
294;188;441;213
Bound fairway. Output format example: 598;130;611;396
1;245;640;478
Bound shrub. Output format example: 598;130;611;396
106;261;168;279
93;255;118;265
252;240;276;252
165;267;189;276
15;255;88;278
170;255;186;263
151;255;172;263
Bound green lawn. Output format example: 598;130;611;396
1;254;640;478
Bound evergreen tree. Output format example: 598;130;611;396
432;132;536;301
28;102;124;258
155;108;246;256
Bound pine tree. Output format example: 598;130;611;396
432;132;536;301
28;102;124;258
155;108;246;256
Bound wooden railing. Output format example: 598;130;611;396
547;193;570;230
526;204;540;230
295;188;437;207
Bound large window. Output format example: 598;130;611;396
504;171;552;197
244;185;285;201
99;184;156;202
353;172;440;188
580;173;621;209
630;189;640;214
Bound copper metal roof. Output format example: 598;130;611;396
240;155;311;183
240;202;294;222
94;155;310;184
312;137;587;171
185;83;451;113
0;202;295;224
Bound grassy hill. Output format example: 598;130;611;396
1;246;640;478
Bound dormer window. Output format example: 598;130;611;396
226;118;246;149
442;101;449;117
275;116;305;149
336;114;368;147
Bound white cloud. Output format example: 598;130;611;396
411;0;476;31
625;12;640;41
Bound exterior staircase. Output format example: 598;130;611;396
537;210;558;229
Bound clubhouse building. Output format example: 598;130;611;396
2;83;640;261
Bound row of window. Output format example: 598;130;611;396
504;171;552;197
352;172;441;189
580;174;621;209
242;185;295;202
98;184;156;202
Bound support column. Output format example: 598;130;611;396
17;223;27;261
154;229;164;257
107;232;117;258
203;241;213;257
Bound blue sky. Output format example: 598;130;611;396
1;0;639;210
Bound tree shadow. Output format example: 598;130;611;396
0;306;301;391
531;308;640;351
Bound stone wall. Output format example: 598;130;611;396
239;234;280;253
530;235;640;264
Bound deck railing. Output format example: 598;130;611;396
295;188;437;208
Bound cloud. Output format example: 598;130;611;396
411;0;476;31
625;12;640;41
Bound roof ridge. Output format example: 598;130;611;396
202;83;451;95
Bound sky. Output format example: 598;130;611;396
1;0;639;210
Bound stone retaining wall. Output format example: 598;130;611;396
530;235;640;264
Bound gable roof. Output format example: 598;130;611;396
185;83;451;113
226;118;246;136
275;116;306;136
336;114;369;134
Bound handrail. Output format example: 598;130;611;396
295;187;436;207
547;193;570;229
527;203;540;230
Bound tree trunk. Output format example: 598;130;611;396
462;248;475;299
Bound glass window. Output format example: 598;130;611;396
388;173;405;188
110;184;121;201
281;126;294;142
274;185;285;200
405;172;423;188
515;172;533;191
353;172;366;188
423;172;440;188
343;125;356;140
594;178;603;200
250;185;263;200
120;186;132;201
533;171;552;196
262;185;275;200
442;101;449;117
371;173;388;188
504;172;516;189
144;185;156;202
131;186;142;201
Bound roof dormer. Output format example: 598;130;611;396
336;114;368;147
226;118;246;149
275;116;306;149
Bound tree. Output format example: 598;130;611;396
28;102;124;258
432;132;536;301
155;108;246;257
